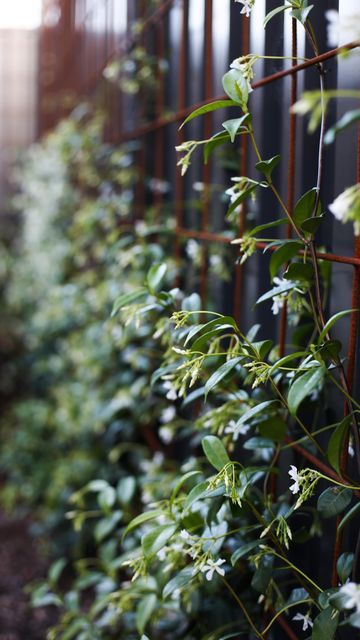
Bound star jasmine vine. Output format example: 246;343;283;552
16;4;360;640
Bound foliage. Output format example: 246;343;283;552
3;2;360;640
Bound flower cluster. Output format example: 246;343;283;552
288;466;320;509
329;184;360;235
234;0;255;19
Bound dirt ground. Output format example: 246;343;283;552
0;512;56;640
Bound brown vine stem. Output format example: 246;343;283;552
220;576;265;639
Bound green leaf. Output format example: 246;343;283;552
317;487;352;519
204;132;229;163
122;509;166;540
301;213;325;234
244;437;274;450
147;263;167;292
231;540;261;566
185;316;238;347
247;217;287;238
269;241;302;280
255;155;281;180
291;5;314;24
327;416;351;476
142;524;177;558
226;183;259;216
48;558;66;585
180;99;239;129
268;350;306;376
191;325;237;352
258;416;286;441
204;357;243;399
283;262;313;283
222;68;250;108
311;607;339;640
202;435;230;471
111;288;147;316
136;594;157;634
163;567;194;598
256;280;296;305
236;400;277;428
318;309;357;343
264;4;291;27
183;481;209;512
251;555;274;593
337;552;354;584
338;501;360;532
293;188;321;228
170;470;202;504
287;366;325;415
325;109;360;145
222;114;251;142
95;511;122;542
117;476;136;505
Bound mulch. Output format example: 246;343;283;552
0;512;57;640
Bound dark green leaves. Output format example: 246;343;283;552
317;487;352;518
263;4;291;27
147;263;167;293
202;435;230;471
204;357;243;399
222;113;252;142
163;568;194;599
287;366;325;415
142;524;177;558
327;416;351;476
180;99;239;129
293;188;321;228
255;155;280;181
283;262;313;283
311;607;339;640
269;241;302;280
111;288;147;316
318;309;356;343
222;69;250;109
337;552;354;584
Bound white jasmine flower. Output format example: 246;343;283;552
157;547;168;561
288;465;300;495
293;612;313;631
185;239;202;263
148;178;170;194
200;558;226;581
339;582;360;613
271;296;285;315
271;277;289;315
153;452;164;467
179;529;191;540
326;10;341;47
235;0;254;18
210;255;221;268
329;185;360;235
160;406;176;423
349;442;355;458
163;381;177;401
159;426;173;444
325;10;360;48
224;419;250;441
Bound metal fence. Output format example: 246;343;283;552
38;0;359;633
